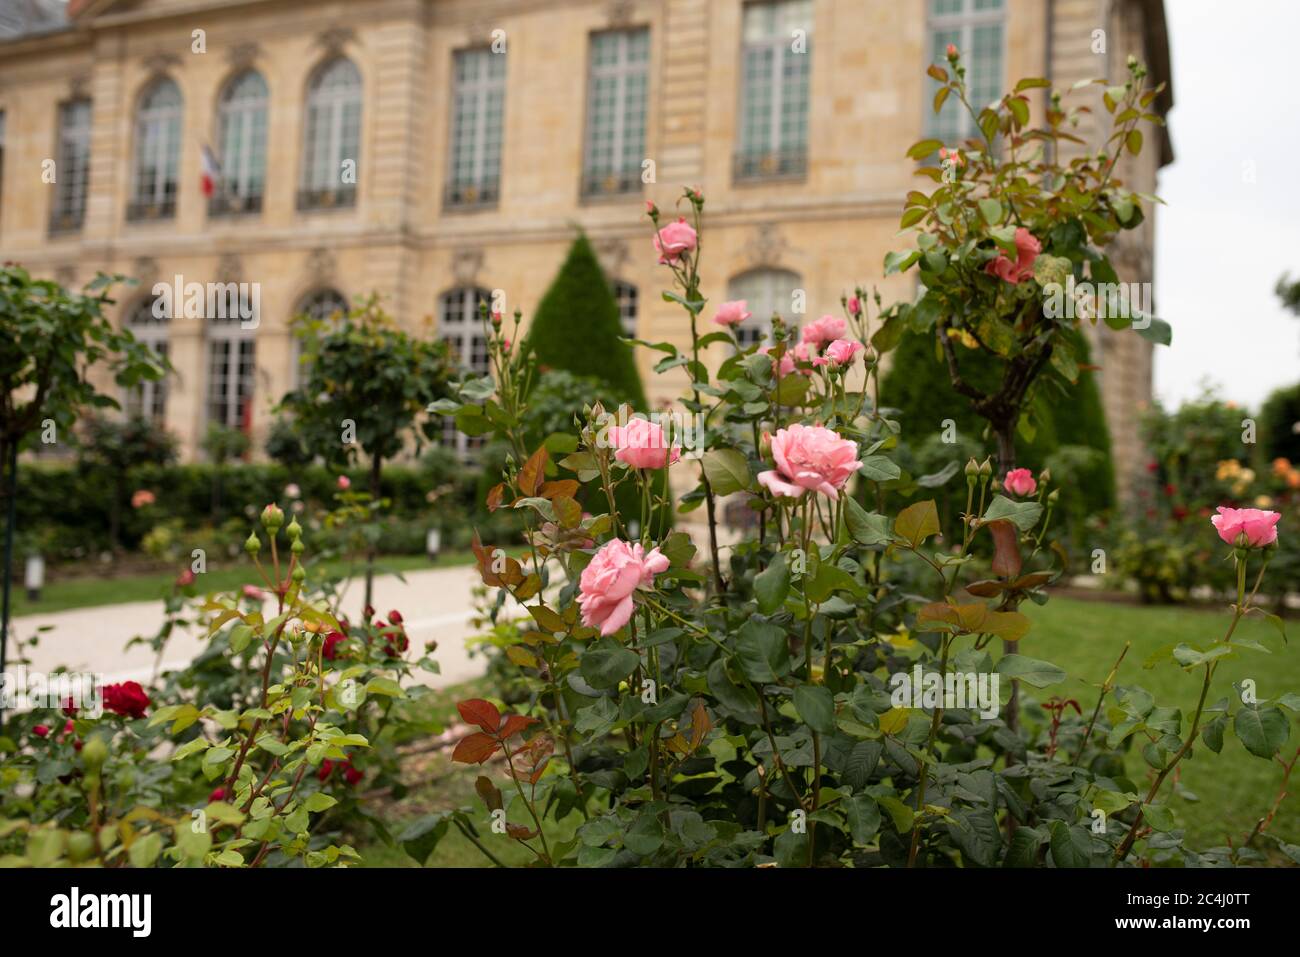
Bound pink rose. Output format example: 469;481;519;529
758;424;863;500
713;300;752;328
577;539;670;636
653;217;698;265
1211;506;1280;548
799;315;848;348
847;296;861;317
793;341;828;368
1003;468;1037;497
242;584;266;601
337;475;351;490
824;339;864;366
985;227;1041;285
131;489;156;509
610;418;681;470
760;344;797;377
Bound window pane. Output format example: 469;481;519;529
448;49;506;206
583;29;650;195
737;1;812;179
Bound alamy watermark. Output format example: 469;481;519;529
889;666;1000;719
1042;277;1151;329
151;274;260;329
1;668;103;717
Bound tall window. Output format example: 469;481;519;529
736;0;812;181
207;316;257;433
300;58;361;210
125;296;169;422
0;111;6;231
213;70;268;215
129;78;182;221
727;268;801;349
446;49;505;209
51;99;91;234
291;288;349;387
438;287;491;455
582;29;649;197
926;0;1004;142
612;280;638;338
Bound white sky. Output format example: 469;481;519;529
1153;0;1300;409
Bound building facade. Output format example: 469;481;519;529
0;0;1171;499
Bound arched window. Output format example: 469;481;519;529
207;311;257;434
125;296;169;421
129;78;182;221
611;280;638;338
300;58;361;209
291;288;349;387
438;287;491;456
213;70;268;215
726;268;802;349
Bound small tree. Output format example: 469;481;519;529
201;424;250;519
522;233;647;409
75;413;179;551
0;267;165;718
278;296;456;607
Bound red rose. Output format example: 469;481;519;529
32;724;50;738
322;631;345;661
318;757;362;786
388;610;403;625
176;568;196;587
317;759;335;782
62;698;78;717
208;787;227;803
63;719;76;734
102;681;150;719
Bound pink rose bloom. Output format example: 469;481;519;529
713;300;752;328
336;475;351;490
577;539;671;636
610;417;681;470
793;341;829;368
131;489;156;509
824;339;863;366
242;584;266;601
653;217;698;265
1003;468;1037;497
758;424;863;500
1211;506;1280;548
985;227;1041;284
847;296;861;317
760;344;797;377
799;315;848;348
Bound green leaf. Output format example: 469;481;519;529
580;637;641;689
906;138;944;161
977;198;1003;225
754;554;791;615
1134;316;1172;346
1048;821;1094;868
364;677;406;698
982;494;1042;532
1142;803;1176;832
702;448;751;496
1234;705;1290;759
128;831;164;868
793;684;836;734
804;563;859;603
735;620;790;684
844;794;881;844
845;497;892;546
859;454;901;482
894;500;940;547
995;654;1065;688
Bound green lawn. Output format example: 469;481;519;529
358;595;1299;866
1022;595;1299;850
10;552;475;617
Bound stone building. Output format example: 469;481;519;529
0;0;1171;499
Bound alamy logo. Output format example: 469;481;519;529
49;887;151;937
1041;276;1151;328
152;274;260;329
889;666;1000;719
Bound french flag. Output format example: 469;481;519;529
201;144;222;198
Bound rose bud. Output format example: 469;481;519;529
261;503;285;531
32;724;50;738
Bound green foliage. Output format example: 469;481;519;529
1260;382;1300;464
522;233;647;409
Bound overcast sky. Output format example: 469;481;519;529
1153;0;1300;410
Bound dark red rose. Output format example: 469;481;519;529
1172;505;1188;521
61;698;78;717
208;787;227;803
322;631;345;661
63;719;76;734
341;760;363;786
318;757;362;786
102;681;150;719
32;724;50;738
317;759;335;782
363;605;375;619
388;610;403;625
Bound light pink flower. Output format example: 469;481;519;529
713;300;752;328
284;483;301;499
758;424;863;500
824;339;864;366
337;475;351;491
799;315;848;348
653;217;698;265
1211;506;1280;548
847;296;862;317
577;539;671;636
610;417;681;470
760;344;797;377
1003;468;1037;497
985;228;1041;284
131;489;156;509
793;341;829;368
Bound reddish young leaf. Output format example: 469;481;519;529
498;713;539;740
486;483;506;512
538;479;579;501
986;519;1023;579
457;698;503;733
451;731;500;765
505;823;539;840
475;775;504;812
518;447;549;497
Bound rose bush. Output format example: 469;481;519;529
424;56;1297;868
